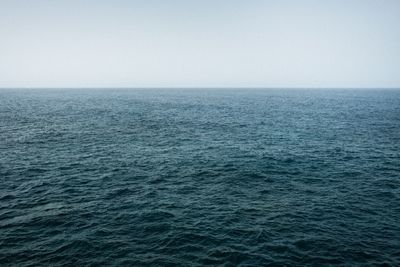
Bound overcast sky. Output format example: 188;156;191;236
0;0;399;88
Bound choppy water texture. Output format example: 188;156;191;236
1;89;400;266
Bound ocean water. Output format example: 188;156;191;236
0;89;399;266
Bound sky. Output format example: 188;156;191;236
0;0;399;88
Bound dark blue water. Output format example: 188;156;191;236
1;89;399;266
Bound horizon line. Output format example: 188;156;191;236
1;87;400;90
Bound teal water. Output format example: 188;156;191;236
1;89;399;266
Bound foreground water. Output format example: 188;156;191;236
0;89;399;266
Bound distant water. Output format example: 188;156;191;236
1;89;399;266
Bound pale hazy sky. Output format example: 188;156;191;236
0;0;399;88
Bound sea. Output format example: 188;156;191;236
0;89;399;266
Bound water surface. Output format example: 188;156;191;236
1;89;399;266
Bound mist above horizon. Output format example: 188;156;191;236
1;0;399;88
